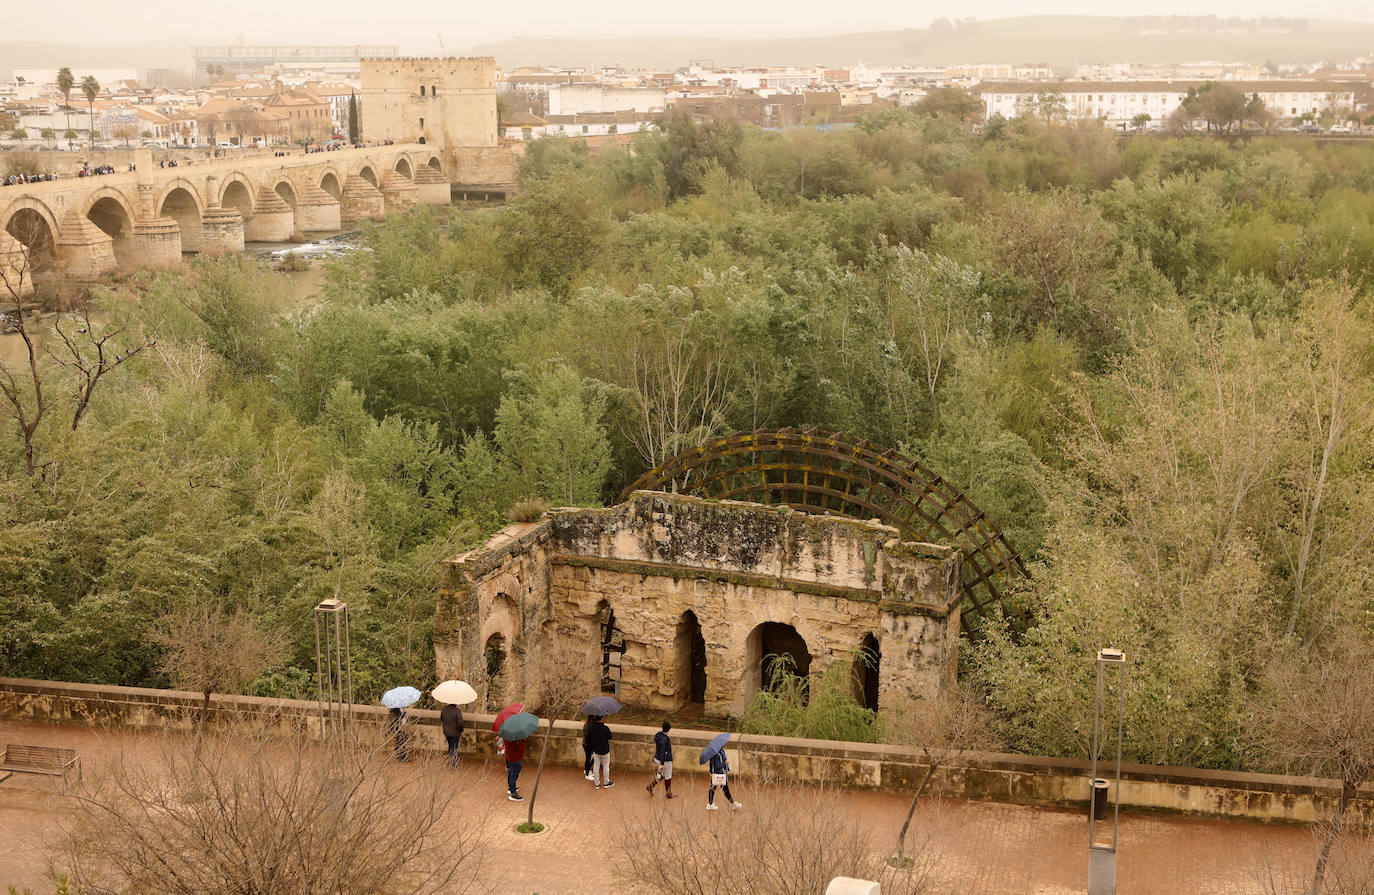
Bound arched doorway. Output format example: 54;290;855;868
319;172;341;200
159;186;202;254
484;632;506;710
274;181;297;207
743;622;811;707
856;633;881;713
674;610;707;708
4;208;56;275
394;157;413;179
358;166;378;188
86;196;134;266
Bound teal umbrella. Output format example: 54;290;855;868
497;711;539;741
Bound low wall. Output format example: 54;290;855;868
0;677;1366;826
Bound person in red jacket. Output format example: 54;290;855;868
502;735;527;801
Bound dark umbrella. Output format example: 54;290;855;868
698;732;731;764
497;711;539;741
580;695;624;716
492;702;525;734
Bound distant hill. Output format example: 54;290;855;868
466;15;1374;70
0;43;189;78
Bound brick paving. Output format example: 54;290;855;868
0;719;1330;894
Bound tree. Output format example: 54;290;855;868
495;170;613;295
56;67;74;137
1252;627;1374;894
657;112;744;200
53;718;486;895
885;684;999;865
112;122;138;149
152;602;286;753
913;86;984;123
348;91;359;143
40;127;54;148
80;75;99;147
520;639;598;833
494;364;611;506
1130;113;1152;131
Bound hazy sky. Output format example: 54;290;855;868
15;0;1374;49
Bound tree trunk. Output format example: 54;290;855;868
1312;779;1356;893
526;716;557;828
895;762;937;862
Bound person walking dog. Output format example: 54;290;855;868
586;715;614;789
645;720;675;798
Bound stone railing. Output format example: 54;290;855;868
0;677;1366;826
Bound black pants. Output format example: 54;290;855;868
708;782;734;805
583;743;594;774
445;735;461;767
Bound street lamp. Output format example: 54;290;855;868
1089;647;1126;895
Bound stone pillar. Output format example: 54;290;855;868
128;217;183;267
200;207;245;254
340;174;385;224
53;210;117;279
411;164;452;205
0;231;36;299
294;183;342;233
378;170;419;215
245;187;294;242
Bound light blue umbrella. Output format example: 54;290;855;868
699;732;731;764
381;686;421;709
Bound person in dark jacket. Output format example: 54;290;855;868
502;736;527;801
646;720;675;798
706;749;741;810
440;702;464;768
586;715;614;789
581;717;596;781
388;707;409;762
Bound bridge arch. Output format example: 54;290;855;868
394;157;413;179
273;179;297;207
357;164;378;188
318;170;342;200
156;181;204;254
220;175;255;220
621;428;1029;636
85;193;137;266
426;156;443;174
3;200;59;274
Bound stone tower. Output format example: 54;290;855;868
359;57;498;150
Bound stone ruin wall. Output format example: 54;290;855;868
435;491;963;717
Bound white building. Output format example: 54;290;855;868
548;85;665;116
977;80;1360;126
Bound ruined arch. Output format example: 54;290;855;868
273;180;297;207
2;200;59;273
623;429;1028;636
674;610;707;707
85;195;135;266
221;178;254;220
319;171;341;199
157;185;203;254
426;156;443;174
742;621;811;707
394;157;413;179
856;632;881;713
357;165;378;188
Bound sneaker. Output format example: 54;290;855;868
603;781;615;788
585;773;594;781
594;783;600;789
666;793;677;799
508;793;524;802
706;803;719;811
646;784;655;794
732;802;743;810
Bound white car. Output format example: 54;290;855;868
1329;125;1352;135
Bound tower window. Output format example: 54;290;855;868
432;85;437;95
420;85;426;96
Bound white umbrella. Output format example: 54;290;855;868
431;679;478;706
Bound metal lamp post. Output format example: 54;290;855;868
1089;647;1126;895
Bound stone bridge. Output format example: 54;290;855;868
1;143;452;291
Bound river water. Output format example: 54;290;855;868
0;233;356;365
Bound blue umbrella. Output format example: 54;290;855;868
580;695;623;716
381;686;421;709
698;732;731;764
497;711;539;741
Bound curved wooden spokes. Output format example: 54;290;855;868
621;428;1028;636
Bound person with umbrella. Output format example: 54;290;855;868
700;732;742;811
381;686;421;763
580;695;622;786
432;680;477;769
586;714;615;789
494;704;539;802
645;720;676;798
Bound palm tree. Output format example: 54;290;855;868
56;67;74;138
80;75;99;148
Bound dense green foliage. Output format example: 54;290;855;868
4;114;1374;772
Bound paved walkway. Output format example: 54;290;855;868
0;720;1332;894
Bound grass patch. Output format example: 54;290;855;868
515;821;545;834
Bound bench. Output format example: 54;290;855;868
0;744;81;787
